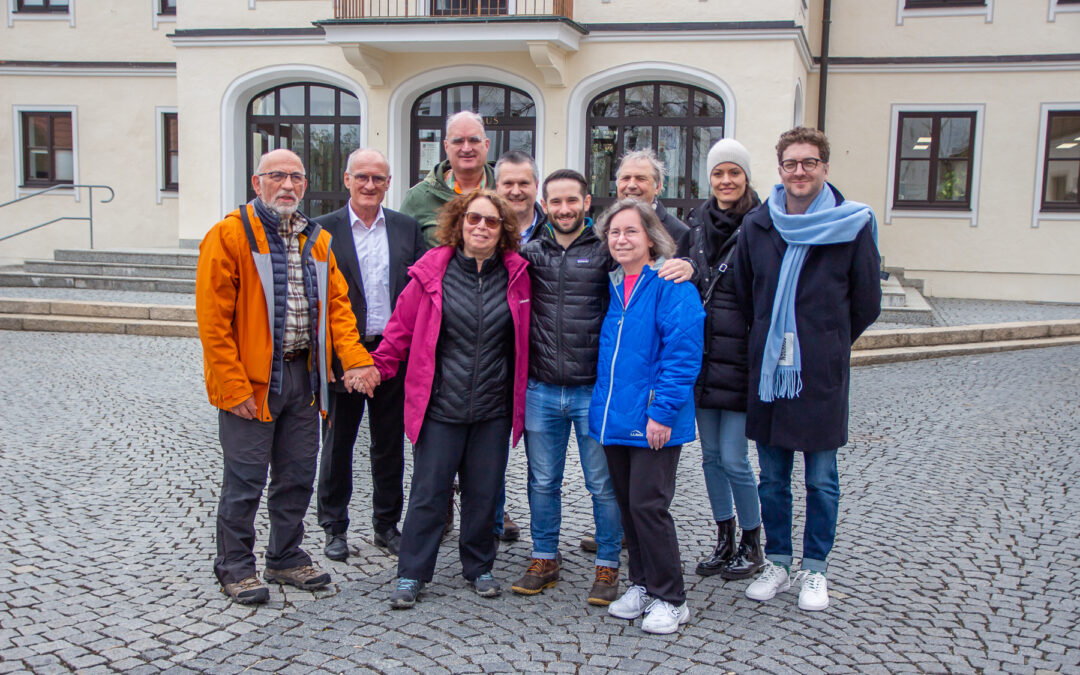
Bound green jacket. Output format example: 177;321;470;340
399;159;497;248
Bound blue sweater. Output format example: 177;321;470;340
589;262;705;448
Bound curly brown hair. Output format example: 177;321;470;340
776;126;830;164
434;189;521;254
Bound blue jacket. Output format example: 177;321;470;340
589;261;705;448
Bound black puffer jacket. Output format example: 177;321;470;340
521;222;609;386
426;250;514;424
686;194;760;411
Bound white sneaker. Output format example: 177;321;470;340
608;584;650;619
640;599;691;635
745;561;790;601
797;571;829;611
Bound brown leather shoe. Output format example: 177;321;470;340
511;557;560;595
499;514;520;542
587;565;619;606
263;564;331;590
222;575;269;604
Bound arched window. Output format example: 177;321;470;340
247;82;360;218
410;82;536;186
586;82;725;218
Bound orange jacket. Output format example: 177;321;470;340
196;204;372;422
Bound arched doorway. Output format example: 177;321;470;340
246;82;361;218
586;81;725;218
410;82;536;186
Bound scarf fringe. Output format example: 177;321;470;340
758;367;803;403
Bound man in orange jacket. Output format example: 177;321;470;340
196;149;380;604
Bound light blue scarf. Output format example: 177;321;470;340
758;183;878;402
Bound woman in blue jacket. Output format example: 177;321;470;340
589;199;704;635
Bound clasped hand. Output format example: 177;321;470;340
343;365;380;395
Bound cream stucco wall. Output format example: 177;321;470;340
824;69;1080;302
3;2;175;61
828;0;1080;57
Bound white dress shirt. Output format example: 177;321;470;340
349;203;392;336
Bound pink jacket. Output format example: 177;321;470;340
372;245;531;446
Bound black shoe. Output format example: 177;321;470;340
720;525;766;580
696;517;737;577
324;533;349;561
373;527;402;556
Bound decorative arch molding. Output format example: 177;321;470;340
565;62;737;174
219;64;368;216
386;65;545;208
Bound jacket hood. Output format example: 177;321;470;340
408;244;528;294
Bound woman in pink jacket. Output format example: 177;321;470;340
372;189;531;608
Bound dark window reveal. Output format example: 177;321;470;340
1041;111;1080;211
163;112;179;191
21;111;74;187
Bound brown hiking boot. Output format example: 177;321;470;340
587;565;619;606
222;575;269;605
511;557;560;595
263;564;331;590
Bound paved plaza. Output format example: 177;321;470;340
0;330;1078;674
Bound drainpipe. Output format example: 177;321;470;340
816;0;832;132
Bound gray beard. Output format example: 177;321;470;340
260;196;298;217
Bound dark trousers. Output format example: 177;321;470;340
604;443;685;605
214;358;318;586
317;337;407;536
397;416;511;582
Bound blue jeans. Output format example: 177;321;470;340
756;443;839;574
696;408;761;529
524;379;622;567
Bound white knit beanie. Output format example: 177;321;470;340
706;138;752;182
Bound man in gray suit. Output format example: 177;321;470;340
316;148;427;560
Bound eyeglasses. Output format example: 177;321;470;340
350;173;388;187
464;211;503;228
448;136;485;147
257;171;307;183
779;158;823;173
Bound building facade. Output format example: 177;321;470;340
2;0;1079;301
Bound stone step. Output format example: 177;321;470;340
881;275;907;308
0;271;194;294
851;335;1080;366
0;298;194;322
878;286;935;325
854;319;1080;350
53;248;199;267
0;313;196;338
24;259;197;280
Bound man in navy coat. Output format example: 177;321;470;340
734;127;881;612
316;148;426;560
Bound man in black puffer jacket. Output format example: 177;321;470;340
511;170;694;607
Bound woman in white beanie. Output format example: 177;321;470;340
685;138;766;581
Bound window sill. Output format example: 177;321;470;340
887;208;977;227
9;10;74;27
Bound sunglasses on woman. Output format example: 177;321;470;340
464;211;504;228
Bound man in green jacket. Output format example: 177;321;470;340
400;110;496;248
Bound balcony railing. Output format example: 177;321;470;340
333;0;573;20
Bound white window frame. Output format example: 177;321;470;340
12;104;80;199
896;0;993;25
156;106;178;204
1048;0;1080;21
150;0;174;30
7;0;75;28
884;103;985;227
1031;102;1080;227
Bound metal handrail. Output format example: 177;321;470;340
0;184;115;249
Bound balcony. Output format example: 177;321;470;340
333;0;573;20
320;0;584;87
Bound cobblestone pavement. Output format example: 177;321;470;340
1;332;1078;674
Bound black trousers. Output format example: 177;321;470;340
397;416;511;582
317;337;407;536
214;358;318;586
604;443;685;605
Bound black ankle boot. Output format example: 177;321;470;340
695;517;736;576
720;525;765;580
